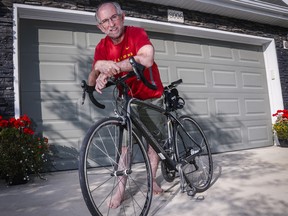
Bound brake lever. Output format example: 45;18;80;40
81;88;86;105
81;80;86;105
129;57;144;80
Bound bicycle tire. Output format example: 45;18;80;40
79;117;153;216
175;115;213;192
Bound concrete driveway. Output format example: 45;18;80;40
1;146;288;216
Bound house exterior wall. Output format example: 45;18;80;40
0;0;288;118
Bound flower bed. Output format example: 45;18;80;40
0;115;50;185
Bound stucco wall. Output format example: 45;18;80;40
0;0;288;118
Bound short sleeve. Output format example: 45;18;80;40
128;27;152;53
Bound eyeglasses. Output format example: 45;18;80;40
99;14;121;27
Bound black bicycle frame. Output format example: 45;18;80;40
127;97;204;170
127;98;179;171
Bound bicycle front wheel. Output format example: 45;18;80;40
79;117;153;216
175;115;213;192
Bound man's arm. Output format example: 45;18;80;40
115;44;154;72
93;44;154;78
88;68;108;94
88;68;100;86
92;44;155;93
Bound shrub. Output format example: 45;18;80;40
0;115;50;185
272;109;288;140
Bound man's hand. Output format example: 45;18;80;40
95;73;109;94
94;60;121;77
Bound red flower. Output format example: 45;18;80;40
0;119;8;127
23;128;35;135
13;119;24;129
20;114;31;125
273;109;288;121
9;117;16;125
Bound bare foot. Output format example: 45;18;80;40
153;180;163;195
107;176;126;209
108;192;124;209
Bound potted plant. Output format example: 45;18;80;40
0;115;50;185
272;109;288;147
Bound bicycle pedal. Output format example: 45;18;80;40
186;187;196;197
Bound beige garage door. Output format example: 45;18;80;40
19;19;272;170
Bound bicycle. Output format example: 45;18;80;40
79;57;213;216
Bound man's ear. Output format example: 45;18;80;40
121;13;125;22
97;24;104;32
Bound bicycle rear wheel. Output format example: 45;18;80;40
175;115;213;192
79;117;152;216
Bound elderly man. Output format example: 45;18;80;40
88;1;164;208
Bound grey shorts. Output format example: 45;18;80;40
121;96;167;146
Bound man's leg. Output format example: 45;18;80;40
108;143;163;208
147;144;163;194
108;147;128;209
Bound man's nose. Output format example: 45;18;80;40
108;19;116;27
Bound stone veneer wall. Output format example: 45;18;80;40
1;0;288;118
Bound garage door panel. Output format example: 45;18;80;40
174;41;203;58
41;101;79;121
208;45;235;61
38;28;75;46
183;98;210;117
39;62;76;81
177;66;207;87
212;69;237;87
200;121;245;152
215;98;240;116
158;66;170;84
216;127;243;146
44;129;85;141
151;38;169;55
248;124;270;142
241;69;266;89
86;31;103;49
238;48;265;64
244;98;269;116
156;60;178;83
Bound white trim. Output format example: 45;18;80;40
139;0;288;28
13;5;20;118
263;40;284;122
283;0;288;6
13;4;283;121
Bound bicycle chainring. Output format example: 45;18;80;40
161;161;176;182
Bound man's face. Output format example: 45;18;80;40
97;3;125;42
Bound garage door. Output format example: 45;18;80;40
19;19;272;170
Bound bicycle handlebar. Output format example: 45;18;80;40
81;57;158;109
129;57;157;90
165;79;183;90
